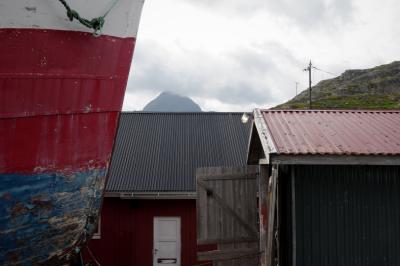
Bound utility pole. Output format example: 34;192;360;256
303;60;312;109
295;82;298;96
302;61;335;109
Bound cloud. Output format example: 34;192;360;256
182;0;355;30
124;0;399;111
127;36;317;109
127;39;277;106
267;0;354;29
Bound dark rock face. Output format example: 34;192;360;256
276;61;400;109
143;91;202;112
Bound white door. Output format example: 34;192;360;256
153;217;181;266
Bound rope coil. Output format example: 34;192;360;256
58;0;119;36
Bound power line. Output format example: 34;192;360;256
312;66;336;76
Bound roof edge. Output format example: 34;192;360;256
253;108;278;155
260;109;400;113
271;154;400;165
104;191;197;199
121;111;252;115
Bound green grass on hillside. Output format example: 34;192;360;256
278;93;400;110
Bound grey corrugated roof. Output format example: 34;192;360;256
106;112;252;192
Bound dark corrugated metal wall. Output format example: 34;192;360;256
279;165;293;266
280;165;400;266
86;199;214;266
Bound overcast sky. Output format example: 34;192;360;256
123;0;400;112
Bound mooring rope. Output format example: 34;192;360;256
57;0;120;36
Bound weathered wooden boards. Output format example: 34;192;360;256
265;165;279;266
258;164;269;266
196;166;260;266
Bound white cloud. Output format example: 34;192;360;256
124;0;400;111
193;97;263;112
122;91;157;111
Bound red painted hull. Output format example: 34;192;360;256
0;28;136;264
0;28;135;173
0;29;135;118
0;112;118;173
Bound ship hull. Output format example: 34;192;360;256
0;0;144;264
0;170;106;265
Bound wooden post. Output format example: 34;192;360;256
259;164;269;266
266;165;278;266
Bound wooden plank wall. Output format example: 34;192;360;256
196;166;260;266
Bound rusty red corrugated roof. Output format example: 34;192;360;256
257;109;400;155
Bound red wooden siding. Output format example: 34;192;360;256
86;199;213;266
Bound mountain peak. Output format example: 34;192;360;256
143;91;202;112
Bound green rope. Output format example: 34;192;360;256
57;0;120;36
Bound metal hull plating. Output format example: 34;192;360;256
0;169;105;265
0;0;144;264
0;110;119;265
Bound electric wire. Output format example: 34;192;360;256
312;66;336;76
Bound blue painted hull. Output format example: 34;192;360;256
0;169;106;265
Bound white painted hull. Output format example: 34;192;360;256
0;0;144;38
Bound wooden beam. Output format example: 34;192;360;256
271;154;400;165
197;172;258;181
197;166;258;176
197;236;258;245
196;168;208;242
104;191;197;199
103;192;119;197
259;165;269;266
254;109;277;155
266;165;278;266
198;248;259;262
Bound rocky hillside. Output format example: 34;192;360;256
143;91;202;112
276;61;400;109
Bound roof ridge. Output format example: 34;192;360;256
262;109;400;113
121;111;251;115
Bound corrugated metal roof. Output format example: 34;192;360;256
257;110;400;155
106;112;252;192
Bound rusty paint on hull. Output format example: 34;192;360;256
0;169;106;265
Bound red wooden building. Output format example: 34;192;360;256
85;112;252;266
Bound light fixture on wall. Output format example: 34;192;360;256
241;113;250;124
